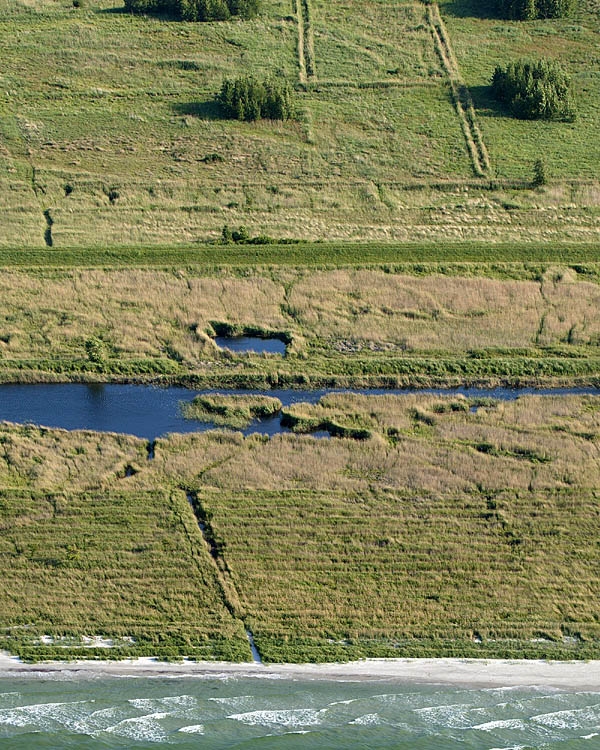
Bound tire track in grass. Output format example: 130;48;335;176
426;3;490;178
294;0;316;84
293;0;307;84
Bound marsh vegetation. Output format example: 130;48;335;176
0;264;599;386
181;393;282;427
1;393;599;661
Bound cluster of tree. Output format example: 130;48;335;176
217;77;293;121
221;225;301;244
124;0;259;21
491;59;576;121
497;0;577;20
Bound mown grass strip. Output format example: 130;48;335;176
0;242;599;268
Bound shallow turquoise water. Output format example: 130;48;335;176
0;674;599;749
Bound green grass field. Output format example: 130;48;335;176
1;0;599;245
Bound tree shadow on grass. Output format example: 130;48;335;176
97;5;179;19
97;6;128;13
440;0;500;20
172;101;225;120
470;85;509;119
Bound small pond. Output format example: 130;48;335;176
214;336;287;355
0;383;598;441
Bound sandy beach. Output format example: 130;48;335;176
2;653;600;690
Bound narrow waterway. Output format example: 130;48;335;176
0;383;597;440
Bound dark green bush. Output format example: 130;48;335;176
491;59;576;121
497;0;577;19
124;0;259;20
217;76;293;121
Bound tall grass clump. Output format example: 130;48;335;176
497;0;577;19
217;77;293;121
124;0;260;21
491;59;576;121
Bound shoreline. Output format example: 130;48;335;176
2;654;600;690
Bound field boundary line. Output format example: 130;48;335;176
308;79;439;89
294;0;316;83
426;3;490;178
302;0;317;81
293;0;307;84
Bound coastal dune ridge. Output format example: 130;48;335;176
2;655;600;691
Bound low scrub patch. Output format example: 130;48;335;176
497;0;577;19
217;77;293;121
124;0;260;21
491;59;576;121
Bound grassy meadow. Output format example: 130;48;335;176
1;0;599;245
2;393;600;660
0;263;600;386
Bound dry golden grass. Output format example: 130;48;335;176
147;395;600;495
0;267;599;372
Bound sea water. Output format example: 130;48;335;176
0;674;599;749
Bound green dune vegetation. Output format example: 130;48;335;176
1;393;600;661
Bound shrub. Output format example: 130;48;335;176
124;0;259;21
491;59;576;121
497;0;577;18
217;77;293;121
85;337;107;365
533;158;547;186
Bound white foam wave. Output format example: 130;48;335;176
349;713;381;725
414;702;480;728
209;695;255;707
473;718;527;731
582;733;599;740
228;708;322;728
102;711;169;742
531;703;600;729
129;695;197;711
178;723;205;734
0;700;93;731
73;705;125;734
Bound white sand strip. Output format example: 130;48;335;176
1;654;600;689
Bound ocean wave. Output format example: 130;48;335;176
178;723;205;734
531;703;600;729
0;700;93;731
414;702;483;728
129;695;198;712
472;718;528;731
349;713;381;725
227;708;323;728
102;711;170;742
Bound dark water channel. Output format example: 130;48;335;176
0;383;598;441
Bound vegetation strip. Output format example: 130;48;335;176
294;0;307;84
1;243;600;268
426;3;490;177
